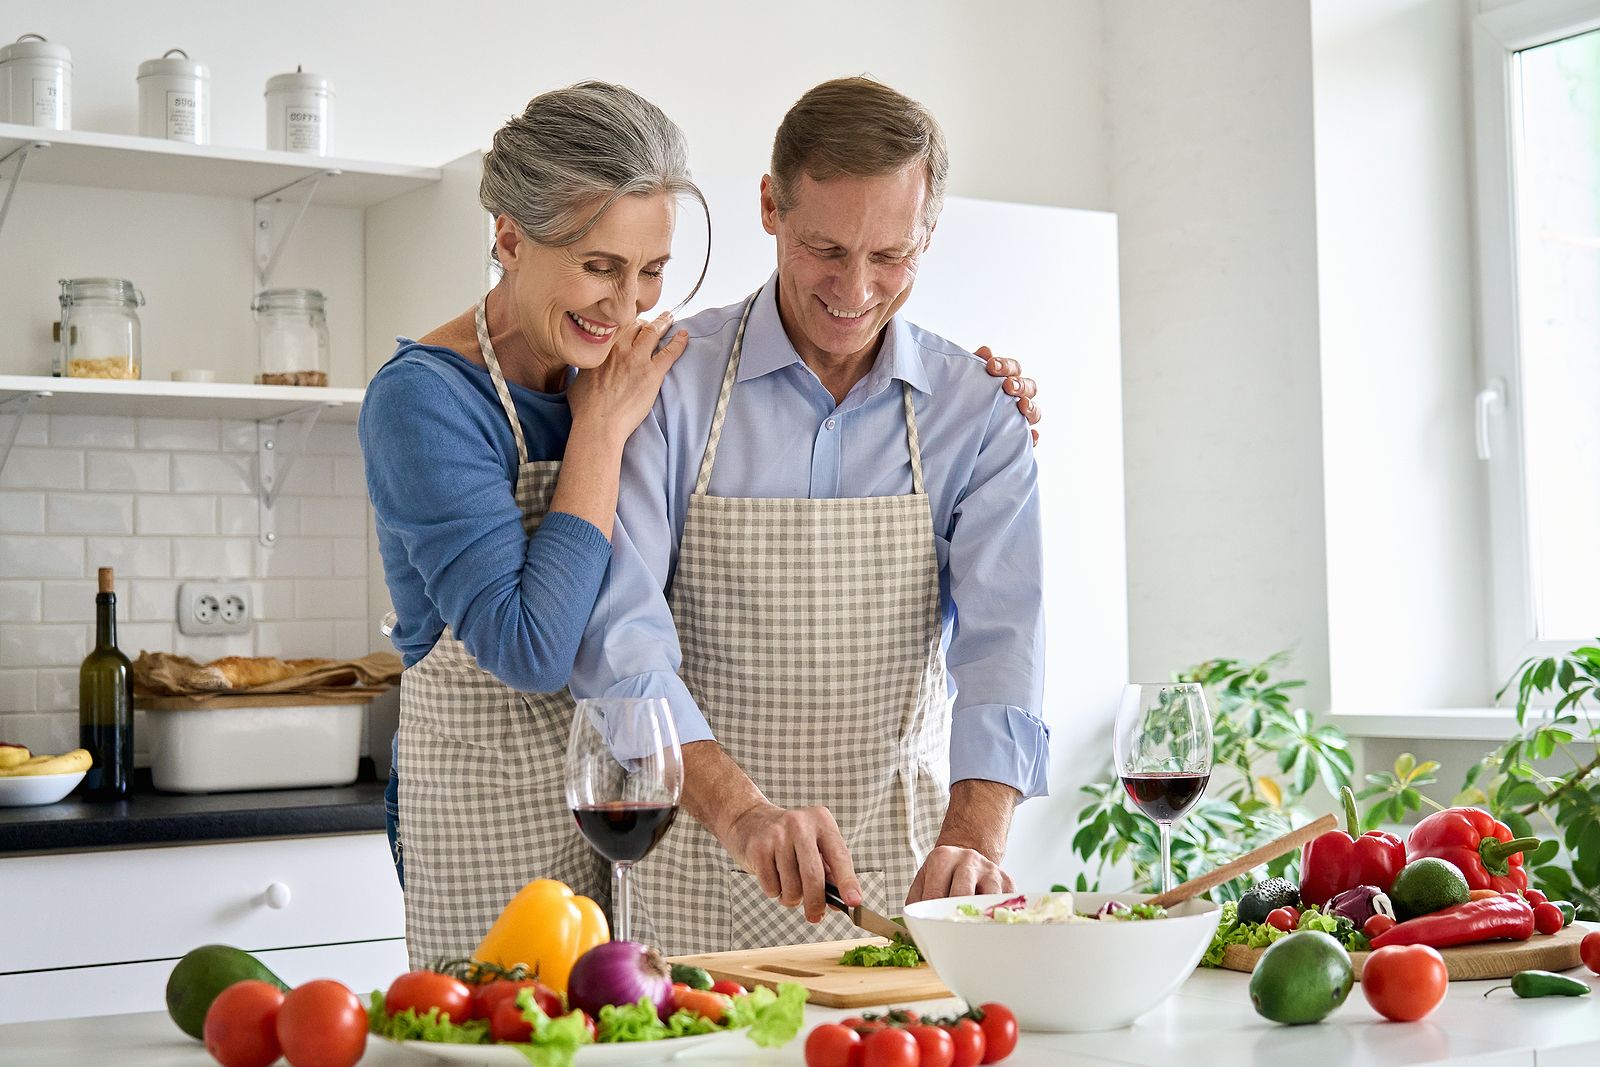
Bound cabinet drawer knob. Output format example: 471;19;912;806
265;882;292;909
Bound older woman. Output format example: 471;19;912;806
362;82;1039;965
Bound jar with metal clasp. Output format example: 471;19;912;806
57;278;143;379
253;288;329;386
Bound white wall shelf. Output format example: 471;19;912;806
0;122;439;208
0;374;363;423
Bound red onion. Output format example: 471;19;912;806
565;941;674;1021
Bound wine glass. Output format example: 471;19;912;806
1112;682;1213;894
565;697;683;943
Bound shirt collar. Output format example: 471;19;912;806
734;272;932;396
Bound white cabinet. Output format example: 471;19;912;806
0;833;405;1024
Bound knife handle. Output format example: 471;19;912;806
822;879;850;914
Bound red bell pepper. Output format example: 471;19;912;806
1299;786;1406;905
1406;808;1540;895
1368;894;1534;950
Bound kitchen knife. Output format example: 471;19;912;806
823;880;919;948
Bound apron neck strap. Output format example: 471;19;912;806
475;294;531;468
694;287;927;496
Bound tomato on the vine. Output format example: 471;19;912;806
1362;945;1448;1022
275;980;367;1067
386;970;472;1022
710;979;748;997
203;980;283;1067
805;1022;863;1067
909;1023;955;1067
490;998;533;1042
1266;907;1299;932
470;978;560;1021
975;1003;1018;1062
862;1026;919;1067
944;1017;986;1067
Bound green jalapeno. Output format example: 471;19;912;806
1484;969;1591;998
1550;900;1577;926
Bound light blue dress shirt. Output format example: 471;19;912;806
569;275;1050;797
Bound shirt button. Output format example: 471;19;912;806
825;418;837;430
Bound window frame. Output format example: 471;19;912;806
1470;0;1600;684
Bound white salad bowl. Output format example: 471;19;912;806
903;890;1221;1032
0;771;85;807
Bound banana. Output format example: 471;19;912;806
0;748;92;777
0;744;31;769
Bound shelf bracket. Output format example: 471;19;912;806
257;403;332;547
0;390;50;482
0;140;49;245
253;169;342;292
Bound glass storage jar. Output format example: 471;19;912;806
57;278;143;379
253;288;329;386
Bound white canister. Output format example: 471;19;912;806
264;68;333;155
137;49;210;144
0;34;71;130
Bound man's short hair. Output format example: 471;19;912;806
769;76;948;233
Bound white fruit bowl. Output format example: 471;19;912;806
903;890;1221;1032
0;770;86;807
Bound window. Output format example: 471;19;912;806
1472;0;1600;681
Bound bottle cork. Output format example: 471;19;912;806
98;567;115;594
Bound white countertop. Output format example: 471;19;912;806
1;965;1597;1067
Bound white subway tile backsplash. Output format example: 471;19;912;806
50;415;136;449
255;620;334;658
48;493;134;535
0;669;37;713
173;538;254;578
116;621;174;656
265;497;300;538
217;496;259;537
0;535;84;578
279;455;334;496
255;538;332;578
221;420;257;452
0;581;41;622
138;417;220;451
334;620;376;659
85;537;170;578
43;579;130;622
0;492;46;533
294;578;365;619
172;454;253;494
333;537;367;578
86;451;170;492
334;455;366;496
10;414;47;446
299;497;367;538
1;624;86;667
136;495;216;535
1;448;85;490
130;580;180;622
173;631;255;659
306;424;361;456
254;579;297;620
36;668;76;712
0;711;76;753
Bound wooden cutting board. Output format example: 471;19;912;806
667;938;950;1007
1220;924;1587;980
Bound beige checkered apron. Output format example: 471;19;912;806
630;290;950;955
396;297;607;968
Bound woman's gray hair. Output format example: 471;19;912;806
481;81;709;307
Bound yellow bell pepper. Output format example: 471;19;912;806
473;879;609;993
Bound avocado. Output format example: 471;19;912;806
1250;931;1354;1024
1238;877;1301;925
1389;858;1471;920
165;944;288;1040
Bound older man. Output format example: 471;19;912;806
570;77;1046;954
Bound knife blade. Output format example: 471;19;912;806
822;880;919;948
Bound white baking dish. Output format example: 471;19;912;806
144;702;364;793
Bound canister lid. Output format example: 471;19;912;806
138;48;209;81
253;287;326;312
59;278;143;307
265;67;333;96
0;33;72;65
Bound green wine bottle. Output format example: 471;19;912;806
79;567;133;799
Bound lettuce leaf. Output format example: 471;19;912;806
1200;902;1370;967
508;988;594;1067
366;991;490;1044
596;998;669;1043
725;982;808;1047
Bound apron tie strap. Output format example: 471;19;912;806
902;384;925;496
694;292;758;496
475;295;530;468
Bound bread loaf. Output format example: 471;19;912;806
181;656;335;691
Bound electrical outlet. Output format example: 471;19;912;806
178;582;252;636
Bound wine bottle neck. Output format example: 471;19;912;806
95;593;117;649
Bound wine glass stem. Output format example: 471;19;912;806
1158;821;1174;894
613;860;633;943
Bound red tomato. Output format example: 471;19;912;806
851;1019;888;1035
1579;931;1600;974
975;1003;1018;1063
203;980;283;1067
944;1017;987;1067
1522;888;1548;906
576;1010;597;1041
471;979;561;1021
862;1026;919;1067
709;979;748;997
910;1023;955;1067
490;998;533;1043
805;1022;864;1067
1362;945;1448;1022
1266;907;1298;932
275;980;367;1067
1363;914;1396;938
1533;901;1564;935
386;970;472;1022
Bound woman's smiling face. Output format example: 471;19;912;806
497;192;677;372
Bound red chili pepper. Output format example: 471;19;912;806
1299;786;1407;905
1405;808;1541;895
1369;894;1535;950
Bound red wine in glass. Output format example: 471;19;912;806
1120;771;1211;823
572;801;678;864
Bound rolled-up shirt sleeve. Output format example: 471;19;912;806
943;386;1049;798
568;402;714;746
